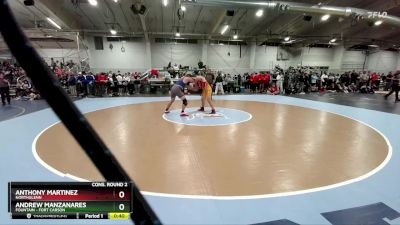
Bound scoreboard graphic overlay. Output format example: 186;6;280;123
8;182;132;220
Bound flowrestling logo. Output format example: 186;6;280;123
367;11;388;19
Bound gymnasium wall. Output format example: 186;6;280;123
254;46;287;70
36;49;81;65
151;41;202;69
341;50;367;72
397;53;400;70
207;44;250;74
0;49;82;64
367;51;399;73
4;35;399;74
86;37;147;73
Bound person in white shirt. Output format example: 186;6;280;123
173;64;179;71
116;73;123;96
123;73;131;95
116;73;123;83
321;73;328;87
327;73;335;89
276;73;283;94
164;72;173;85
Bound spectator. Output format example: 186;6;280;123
133;72;141;94
310;73;318;91
276;72;284;94
111;74;119;96
250;73;258;93
215;73;224;95
226;74;234;93
360;72;369;89
385;72;393;91
123;73;131;95
116;73;124;95
68;73;77;97
370;72;379;90
267;82;279;95
244;74;251;89
0;73;10;105
350;70;358;87
321;72;328;88
205;72;215;89
86;72;96;96
96;73;108;96
76;72;88;97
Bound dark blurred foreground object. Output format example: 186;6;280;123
0;0;160;224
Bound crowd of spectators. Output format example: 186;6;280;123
0;60;41;103
208;66;396;96
59;70;144;97
1;58;398;104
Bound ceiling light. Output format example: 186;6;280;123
233;34;238;40
321;14;330;21
88;0;98;6
113;0;118;2
256;9;263;17
374;20;383;26
368;44;379;48
220;25;229;35
284;36;290;41
175;32;180;37
283;39;295;44
46;17;61;30
267;2;276;7
110;28;117;35
330;38;337;43
163;0;168;7
181;5;186;11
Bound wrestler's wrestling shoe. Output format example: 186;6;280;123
210;109;216;114
164;110;170;114
198;107;205;112
180;113;189;117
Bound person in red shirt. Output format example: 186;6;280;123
370;72;378;89
55;67;63;78
250;74;258;93
150;69;159;78
264;73;271;92
267;83;279;95
256;73;263;93
258;73;264;92
96;72;108;96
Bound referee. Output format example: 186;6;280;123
384;70;400;102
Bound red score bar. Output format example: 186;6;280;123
14;188;131;201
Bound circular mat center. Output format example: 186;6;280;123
163;107;252;126
34;100;390;198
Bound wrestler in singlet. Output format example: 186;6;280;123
165;76;194;116
195;76;216;114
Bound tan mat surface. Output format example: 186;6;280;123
36;101;389;196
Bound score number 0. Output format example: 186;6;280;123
118;191;125;211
